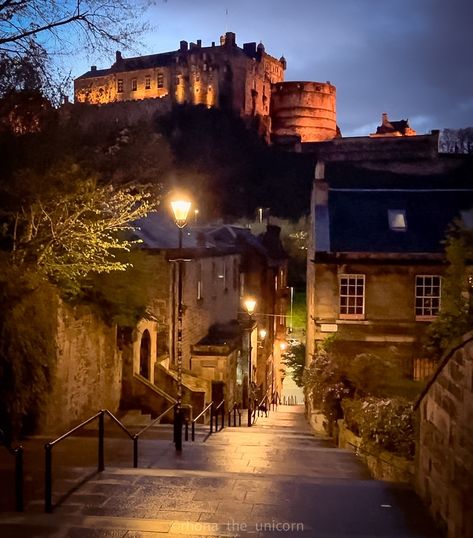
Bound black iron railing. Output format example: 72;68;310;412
132;404;177;467
191;402;213;441
44;406;182;512
227;403;242;427
0;428;23;512
212;400;225;432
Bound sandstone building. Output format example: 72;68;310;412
305;133;473;378
74;32;338;143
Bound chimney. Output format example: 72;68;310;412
243;42;257;57
382;112;389;124
212;41;215;47
197;39;202;48
179;40;188;52
91;65;97;72
225;31;236;46
115;51;123;63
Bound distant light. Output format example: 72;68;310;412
280;342;287;351
259;329;267;339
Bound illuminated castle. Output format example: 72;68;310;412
74;32;338;143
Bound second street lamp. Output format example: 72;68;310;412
170;197;191;451
243;297;256;427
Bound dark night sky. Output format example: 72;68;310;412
73;0;473;136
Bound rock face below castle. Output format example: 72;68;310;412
74;32;339;144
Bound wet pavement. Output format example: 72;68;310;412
0;406;443;537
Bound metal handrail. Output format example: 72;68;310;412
212;399;225;432
191;401;213;441
133;403;176;467
44;406;181;513
0;429;23;511
227;403;242;427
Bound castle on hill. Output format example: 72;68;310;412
74;32;338;143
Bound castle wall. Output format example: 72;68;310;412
73;34;285;121
271;81;337;142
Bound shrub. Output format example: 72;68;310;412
342;396;415;459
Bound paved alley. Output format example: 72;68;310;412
0;406;442;537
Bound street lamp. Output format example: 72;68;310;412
243;297;256;426
170;196;192;451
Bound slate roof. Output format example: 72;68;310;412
317;160;473;254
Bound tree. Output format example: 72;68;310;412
0;0;151;100
282;343;305;387
424;220;473;357
440;128;473;154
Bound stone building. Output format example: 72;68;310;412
119;211;289;419
415;331;473;538
370;112;417;137
73;31;339;144
305;133;473;376
202;223;290;403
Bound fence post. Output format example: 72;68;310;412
185;419;189;441
247;405;252;427
133;435;138;468
98;411;105;472
192;421;195;442
44;443;52;513
15;446;24;512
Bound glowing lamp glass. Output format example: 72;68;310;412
171;200;191;228
243;298;257;316
259;329;267;339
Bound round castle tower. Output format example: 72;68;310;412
270;81;337;142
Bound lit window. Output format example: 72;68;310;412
131;78;137;91
117;79;124;93
145;75;151;89
388;209;407;231
339;274;365;319
157;73;164;88
416;275;441;319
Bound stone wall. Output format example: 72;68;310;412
42;298;122;434
415;331;473;538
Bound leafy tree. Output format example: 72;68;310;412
424;220;473;357
0;97;162;437
282;343;305;387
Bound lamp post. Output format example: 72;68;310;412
243;297;256;427
170;198;192;451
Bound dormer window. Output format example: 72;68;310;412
388;209;407;231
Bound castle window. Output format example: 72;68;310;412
157;73;164;88
339;274;365;320
145;75;151;89
416;275;441;320
117;79;124;93
131;78;137;91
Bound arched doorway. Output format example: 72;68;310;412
139;330;151;379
